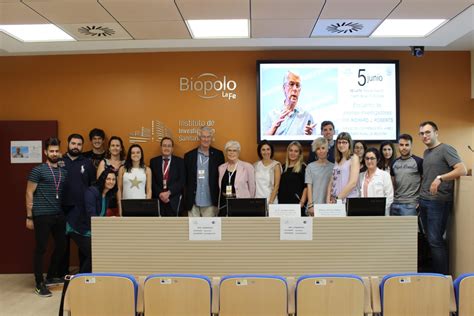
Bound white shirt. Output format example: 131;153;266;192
359;168;394;215
254;160;281;204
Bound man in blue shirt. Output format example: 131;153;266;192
184;127;224;217
26;137;68;297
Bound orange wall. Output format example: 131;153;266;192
1;50;473;167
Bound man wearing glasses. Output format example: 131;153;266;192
263;71;316;136
418;121;466;274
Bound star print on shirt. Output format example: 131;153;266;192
129;176;142;189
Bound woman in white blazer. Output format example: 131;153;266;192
218;140;256;215
359;147;394;215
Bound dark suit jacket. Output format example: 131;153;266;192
184;146;225;211
150;155;185;213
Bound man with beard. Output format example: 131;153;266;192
418;121;466;274
26;137;68;297
60;134;95;274
262;71;316;136
390;134;424;216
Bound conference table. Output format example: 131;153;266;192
92;216;417;277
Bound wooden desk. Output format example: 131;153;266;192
92;217;417;277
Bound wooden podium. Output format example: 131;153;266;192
91;216;417;277
450;176;474;277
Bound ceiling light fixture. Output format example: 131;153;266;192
186;19;249;39
371;19;447;37
0;24;75;42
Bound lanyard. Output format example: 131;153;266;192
199;153;209;166
227;164;237;185
162;158;170;179
47;162;62;199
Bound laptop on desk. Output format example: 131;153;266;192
226;198;266;217
121;199;160;217
346;197;386;216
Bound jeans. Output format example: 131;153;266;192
390;203;418;216
418;198;452;275
33;214;66;285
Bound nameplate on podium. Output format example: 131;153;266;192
189;218;222;241
314;204;346;217
280;217;313;240
268;204;301;217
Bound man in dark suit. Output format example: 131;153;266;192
184;126;225;217
150;137;185;216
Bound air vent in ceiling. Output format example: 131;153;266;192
59;23;132;41
78;25;115;37
311;19;381;37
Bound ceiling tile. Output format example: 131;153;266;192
24;0;116;24
0;2;47;24
252;19;315;38
176;0;249;19
251;0;325;19
99;0;182;22
319;0;401;19
388;0;473;19
122;20;190;39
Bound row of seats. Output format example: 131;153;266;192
63;272;474;316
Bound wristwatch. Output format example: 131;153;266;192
436;175;443;182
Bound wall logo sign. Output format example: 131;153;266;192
179;73;238;100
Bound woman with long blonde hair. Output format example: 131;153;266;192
278;141;307;215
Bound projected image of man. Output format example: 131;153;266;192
263;71;316;136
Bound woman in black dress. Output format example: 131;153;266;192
278;141;307;215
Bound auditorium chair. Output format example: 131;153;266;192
373;273;452;316
64;273;138;316
219;274;288;316
295;274;371;316
454;273;474;316
143;274;212;316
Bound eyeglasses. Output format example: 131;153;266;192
337;140;349;145
418;130;432;136
365;157;377;161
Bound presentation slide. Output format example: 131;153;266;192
258;61;399;142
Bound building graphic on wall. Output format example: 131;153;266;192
129;120;172;144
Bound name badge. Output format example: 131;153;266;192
198;169;205;179
226;185;233;197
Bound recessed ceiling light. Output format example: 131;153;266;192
0;24;75;42
186;19;249;39
371;19;447;37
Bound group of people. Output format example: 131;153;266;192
26;120;466;297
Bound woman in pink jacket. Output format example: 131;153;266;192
218;140;256;216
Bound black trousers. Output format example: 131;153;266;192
33;214;66;285
69;233;92;273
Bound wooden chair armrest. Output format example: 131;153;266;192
370;276;381;313
286;276;296;315
212;276;221;315
362;277;373;314
136;275;146;314
446;275;457;313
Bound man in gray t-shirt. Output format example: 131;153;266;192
390;134;423;216
417;121;466;274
